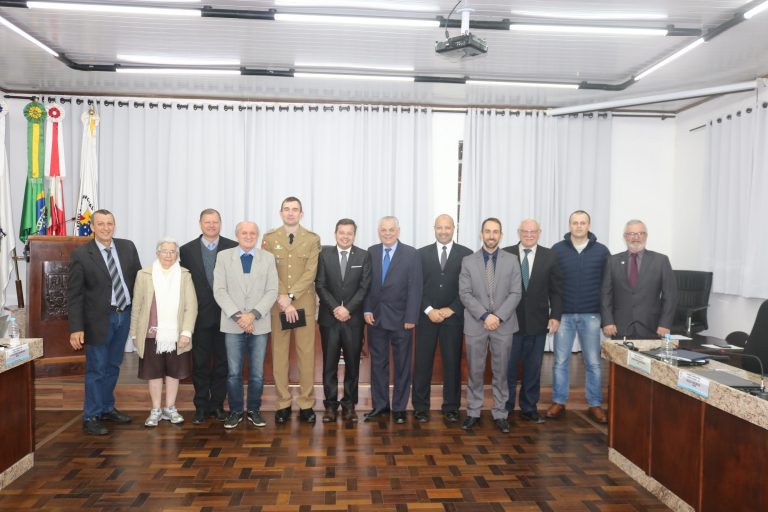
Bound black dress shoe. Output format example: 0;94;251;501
322;407;338;422
83;417;108;435
462;416;480;430
275;407;291;424
209;408;227;421
414;411;430;423
494;418;511;433
393;411;406;424
341;407;358;422
444;410;459;423
299;408;316;423
363;407;391;421
101;409;132;424
192;409;207;424
520;411;546;424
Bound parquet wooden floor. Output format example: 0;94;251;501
0;410;667;511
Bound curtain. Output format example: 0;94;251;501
707;80;768;298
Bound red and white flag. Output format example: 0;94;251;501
45;104;66;235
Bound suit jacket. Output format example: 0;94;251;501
601;250;678;337
459;249;522;337
363;241;423;330
68;238;142;346
213;247;278;335
315;245;372;328
418;242;473;326
503;244;563;335
128;266;198;358
179;235;238;330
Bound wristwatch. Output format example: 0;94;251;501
288;293;295;301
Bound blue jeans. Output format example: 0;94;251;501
225;333;267;414
84;309;131;419
551;313;603;407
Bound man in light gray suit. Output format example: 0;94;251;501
601;220;677;339
459;218;522;433
213;221;278;429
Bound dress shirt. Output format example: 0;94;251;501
201;236;220;251
383;241;398;261
95;239;132;307
424;241;455;315
518;243;537;273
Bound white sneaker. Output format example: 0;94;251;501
145;408;162;427
162;406;184;424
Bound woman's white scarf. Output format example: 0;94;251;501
152;259;181;354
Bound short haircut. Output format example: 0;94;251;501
281;196;303;212
156;237;178;251
92;209;113;222
624;219;647;232
379;216;400;228
481;217;502;232
569;210;591;223
235;221;260;237
335;218;357;233
518;218;541;231
199;208;221;221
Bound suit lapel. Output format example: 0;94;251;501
88;241;111;280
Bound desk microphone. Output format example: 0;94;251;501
706;353;768;400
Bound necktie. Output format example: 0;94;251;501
440;245;447;271
105;247;128;309
288;233;294;245
340;250;348;280
382;247;391;284
207;242;216;251
241;253;253;274
521;249;531;290
629;253;639;287
485;255;495;312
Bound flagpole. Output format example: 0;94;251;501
11;248;24;308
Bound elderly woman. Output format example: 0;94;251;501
130;237;198;427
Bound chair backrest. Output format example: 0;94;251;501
743;300;768;374
673;271;713;330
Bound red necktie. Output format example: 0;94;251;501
629;253;638;287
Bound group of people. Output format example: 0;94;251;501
67;201;677;436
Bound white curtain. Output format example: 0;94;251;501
707;80;768;298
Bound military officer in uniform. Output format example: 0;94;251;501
262;196;322;424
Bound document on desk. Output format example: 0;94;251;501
701;344;744;350
670;334;693;340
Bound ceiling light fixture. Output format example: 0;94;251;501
274;13;439;28
294;62;414;72
509;23;667;36
466;79;579;89
294;72;414;82
117;54;240;66
27;2;201;16
0;14;59;57
116;68;240;75
744;1;768;19
634;37;705;81
275;1;439;12
511;10;668;21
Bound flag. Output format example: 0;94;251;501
45;104;67;235
0;100;16;311
20;101;47;242
75;108;99;236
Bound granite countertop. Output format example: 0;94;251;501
0;338;44;374
602;340;768;431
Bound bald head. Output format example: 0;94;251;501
434;214;455;245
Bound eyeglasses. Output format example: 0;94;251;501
623;232;647;238
518;230;540;235
158;249;177;255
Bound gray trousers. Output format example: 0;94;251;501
465;330;513;420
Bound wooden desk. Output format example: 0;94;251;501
603;341;768;512
0;338;43;489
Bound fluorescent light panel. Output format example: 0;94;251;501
744;1;768;19
294;62;414;72
511;10;667;21
116;68;239;75
275;1;439;12
510;23;667;36
274;13;439;28
117;54;239;66
467;79;578;89
27;2;201;16
294;72;414;82
0;14;59;57
634;38;705;81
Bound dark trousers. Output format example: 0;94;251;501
412;320;463;413
191;325;228;412
505;333;547;414
320;322;363;410
367;324;413;412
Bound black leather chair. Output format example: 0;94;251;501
725;330;749;348
742;300;768;374
671;270;713;335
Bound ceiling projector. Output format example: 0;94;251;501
435;32;488;57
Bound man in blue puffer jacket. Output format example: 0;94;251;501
545;210;610;424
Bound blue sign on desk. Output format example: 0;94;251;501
4;344;30;366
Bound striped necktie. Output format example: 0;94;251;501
521;249;531;290
105;247;128;309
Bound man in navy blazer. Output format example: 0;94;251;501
364;216;423;424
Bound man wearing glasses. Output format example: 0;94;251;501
601;220;678;340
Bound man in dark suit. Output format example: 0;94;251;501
412;214;472;423
503;219;563;423
601;220;677;339
68;209;142;435
316;218;372;422
179;208;238;424
363;216;423;424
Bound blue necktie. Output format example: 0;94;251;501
241;253;253;274
382;247;391;284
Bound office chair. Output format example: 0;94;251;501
725;330;749;348
743;300;768;374
671;270;713;335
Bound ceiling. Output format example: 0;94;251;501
1;0;768;111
